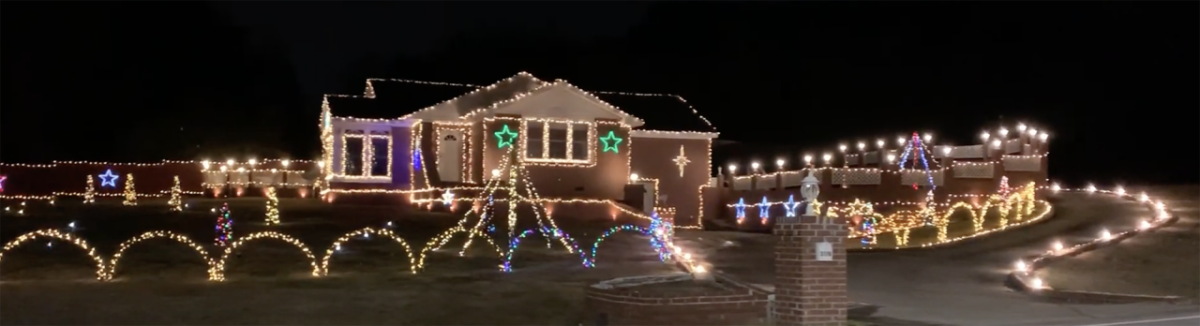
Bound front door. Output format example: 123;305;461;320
642;183;654;214
438;131;464;183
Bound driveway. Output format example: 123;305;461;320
678;193;1199;326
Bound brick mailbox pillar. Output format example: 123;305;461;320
773;172;849;326
773;214;849;325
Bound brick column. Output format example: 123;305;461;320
773;214;849;326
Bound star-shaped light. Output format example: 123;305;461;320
98;169;119;188
600;130;623;153
493;124;518;149
759;196;770;224
441;190;455;205
672;146;691;177
734;198;746;223
783;194;800;217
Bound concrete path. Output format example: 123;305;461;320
678;193;1200;326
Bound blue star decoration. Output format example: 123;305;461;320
783;194;800;217
98;169;120;188
734;197;746;222
599;130;623;153
493;124;518;149
759;196;771;224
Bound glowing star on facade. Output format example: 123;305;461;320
98;169;120;188
599;130;623;153
672;146;691;177
759;196;770;224
493;124;518;149
441;190;455;205
783;194;800;217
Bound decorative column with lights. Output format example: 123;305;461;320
773;172;848;325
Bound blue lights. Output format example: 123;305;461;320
98;169;119;188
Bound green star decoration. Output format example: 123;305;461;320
600;130;623;153
494;124;518;149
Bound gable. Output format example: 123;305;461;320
490;84;643;126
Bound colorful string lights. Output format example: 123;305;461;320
214;203;233;247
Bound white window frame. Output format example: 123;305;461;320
521;118;594;165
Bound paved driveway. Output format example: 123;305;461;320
679;193;1199;326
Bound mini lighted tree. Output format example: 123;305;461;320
215;203;233;247
122;174;137;206
168;176;183;212
83;175;96;204
265;187;280;225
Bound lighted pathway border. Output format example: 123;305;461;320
1007;184;1188;303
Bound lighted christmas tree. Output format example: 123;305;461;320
998;176;1010;197
168;176;182;211
122;174;137;206
83;175;96;204
265;187;280;225
215;203;233;247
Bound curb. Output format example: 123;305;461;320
1006;186;1187;304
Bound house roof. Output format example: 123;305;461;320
326;72;717;133
591;91;716;133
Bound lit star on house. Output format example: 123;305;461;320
672;146;691;177
441;190;455;205
0;175;6;193
494;124;518;149
734;197;746;222
600;130;623;153
783;194;800;217
759;196;771;224
98;169;120;188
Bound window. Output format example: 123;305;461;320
342;130;391;178
524;120;593;163
548;123;568;159
525;123;544;159
345;137;364;175
571;124;589;161
370;137;389;176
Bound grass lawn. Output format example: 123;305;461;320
0;196;680;325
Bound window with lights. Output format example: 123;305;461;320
523;119;593;164
341;129;392;178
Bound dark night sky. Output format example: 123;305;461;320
2;2;1196;186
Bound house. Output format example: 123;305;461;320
319;72;719;225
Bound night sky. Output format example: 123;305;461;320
2;2;1196;186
